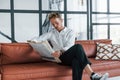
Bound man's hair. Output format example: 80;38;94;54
48;12;62;20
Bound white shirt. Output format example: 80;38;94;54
32;27;76;52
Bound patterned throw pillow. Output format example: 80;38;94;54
95;43;120;60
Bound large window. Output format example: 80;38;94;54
0;0;40;42
91;0;120;44
0;0;88;42
1;0;120;43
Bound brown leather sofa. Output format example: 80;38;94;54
0;39;120;80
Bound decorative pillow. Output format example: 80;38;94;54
95;43;120;60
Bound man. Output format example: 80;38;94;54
33;12;109;80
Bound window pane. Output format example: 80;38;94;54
92;0;107;12
42;13;64;33
67;0;87;11
0;13;11;42
93;14;120;23
67;14;87;40
42;0;64;11
110;0;120;12
14;0;39;10
14;13;39;42
92;14;109;23
0;35;11;42
110;25;120;44
109;15;120;23
0;0;10;9
93;25;108;39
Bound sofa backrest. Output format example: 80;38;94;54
0;43;42;65
0;39;112;65
75;39;112;58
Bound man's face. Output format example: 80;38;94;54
50;18;63;29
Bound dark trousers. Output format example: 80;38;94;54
59;44;91;80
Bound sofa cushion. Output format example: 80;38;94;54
1;43;42;64
95;43;120;60
2;58;120;80
2;62;72;80
89;58;120;77
75;39;112;57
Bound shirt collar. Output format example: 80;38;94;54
54;27;67;33
60;27;67;33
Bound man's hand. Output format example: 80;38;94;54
51;51;61;58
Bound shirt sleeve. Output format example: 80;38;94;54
31;32;52;42
62;31;76;51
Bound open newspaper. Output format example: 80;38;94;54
27;40;61;63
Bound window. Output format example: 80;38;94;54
0;0;40;42
91;0;120;43
110;0;120;12
42;0;64;11
14;0;39;10
1;0;120;43
0;0;10;9
0;0;88;42
110;25;120;44
93;25;108;39
92;0;107;12
14;13;39;42
67;0;87;11
0;13;11;42
67;14;87;40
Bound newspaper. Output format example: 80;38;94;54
27;40;61;63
